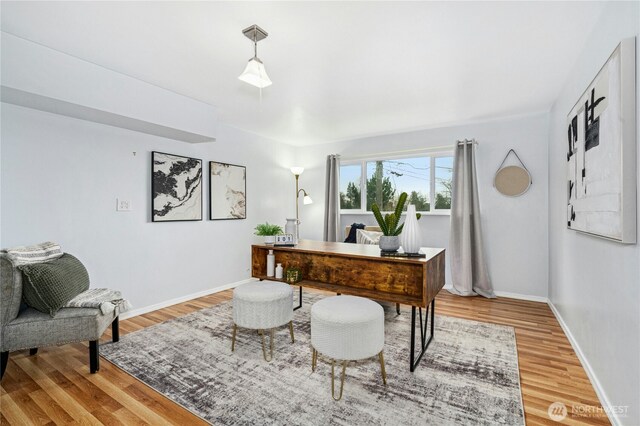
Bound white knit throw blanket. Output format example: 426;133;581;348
65;288;132;315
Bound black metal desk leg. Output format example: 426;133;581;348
409;299;435;372
293;286;303;311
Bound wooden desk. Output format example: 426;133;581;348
251;240;445;371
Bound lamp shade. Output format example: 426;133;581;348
290;166;305;176
238;58;272;88
303;195;313;205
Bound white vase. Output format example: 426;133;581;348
285;218;298;243
401;205;421;254
266;249;275;277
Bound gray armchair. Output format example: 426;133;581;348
0;253;119;379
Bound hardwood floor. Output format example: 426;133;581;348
0;289;610;425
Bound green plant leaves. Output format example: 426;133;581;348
394;192;408;220
371;192;421;236
254;222;284;236
385;213;396;235
372;203;389;235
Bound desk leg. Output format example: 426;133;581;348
409;299;435;372
293;286;303;311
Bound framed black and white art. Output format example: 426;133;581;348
209;161;246;220
566;38;636;243
152;151;203;222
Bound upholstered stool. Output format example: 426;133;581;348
311;295;386;400
232;281;294;362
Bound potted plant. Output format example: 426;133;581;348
371;192;421;252
254;222;284;245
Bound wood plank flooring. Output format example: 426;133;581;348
0;289;610;425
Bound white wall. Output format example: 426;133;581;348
1;32;218;143
548;2;640;425
296;112;549;298
0;103;296;311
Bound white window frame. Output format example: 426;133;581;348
339;150;453;215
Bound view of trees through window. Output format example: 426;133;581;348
339;164;361;209
339;155;453;212
435;156;453;210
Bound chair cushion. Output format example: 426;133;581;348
233;281;293;329
311;296;384;360
2;306;115;352
19;253;90;316
0;254;23;326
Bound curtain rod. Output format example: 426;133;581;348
340;140;478;161
341;147;447;161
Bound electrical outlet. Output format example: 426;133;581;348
116;199;132;211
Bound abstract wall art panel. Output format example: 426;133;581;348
152;151;202;222
566;38;636;243
209;162;246;220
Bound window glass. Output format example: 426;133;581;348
339;164;361;209
365;158;430;211
435;156;453;210
338;153;453;213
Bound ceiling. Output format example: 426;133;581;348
1;1;606;146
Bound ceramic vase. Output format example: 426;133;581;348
285;218;298;243
401;204;421;254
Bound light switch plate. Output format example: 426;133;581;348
116;199;132;211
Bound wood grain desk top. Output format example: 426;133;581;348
252;240;445;265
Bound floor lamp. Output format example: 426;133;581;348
291;167;313;242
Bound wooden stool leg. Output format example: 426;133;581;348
396;303;401;315
260;329;274;362
231;324;237;352
289;321;295;343
270;329;274;358
378;351;387;385
331;360;348;401
312;348;317;372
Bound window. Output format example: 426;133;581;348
435;156;453;210
339;152;453;213
339;164;362;209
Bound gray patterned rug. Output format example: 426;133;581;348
101;292;524;425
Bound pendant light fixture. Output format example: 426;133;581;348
238;24;272;89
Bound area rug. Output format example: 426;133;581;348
101;292;524;425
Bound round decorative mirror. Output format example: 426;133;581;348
494;150;532;197
494;166;531;197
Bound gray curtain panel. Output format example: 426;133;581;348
449;140;495;298
323;154;341;242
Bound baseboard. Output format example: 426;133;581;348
547;301;619;426
493;290;548;303
442;285;549;303
119;278;254;320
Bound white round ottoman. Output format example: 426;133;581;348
232;281;294;362
310;295;386;400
